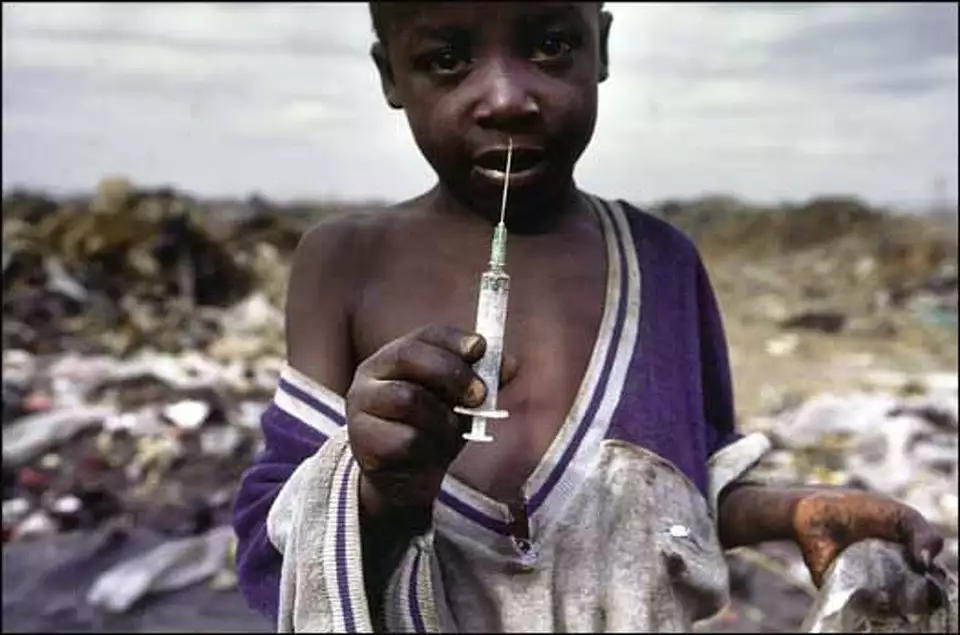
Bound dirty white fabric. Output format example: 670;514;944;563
267;422;770;632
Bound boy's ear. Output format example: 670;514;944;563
371;42;403;110
598;10;613;83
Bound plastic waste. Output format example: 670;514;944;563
763;390;959;532
162;399;211;431
2;382;28;425
220;292;284;337
200;426;243;458
237;401;267;430
2;405;117;467
103;407;167;437
801;540;958;633
86;525;235;613
44;256;89;304
2;498;31;526
766;333;800;357
16;510;57;540
2;349;37;387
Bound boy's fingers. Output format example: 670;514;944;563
353;425;446;509
365;336;485;407
802;538;840;589
350;379;467;462
360;380;457;434
415;324;486;361
349;411;419;475
906;517;944;571
499;353;520;388
349;409;461;472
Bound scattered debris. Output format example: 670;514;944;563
2;498;31;526
747;380;960;534
86;525;235;614
3;405;118;468
2;182;956;633
200;426;244;458
765;334;800;357
162;399;212;431
16;510;57;540
801;539;958;633
781;311;848;335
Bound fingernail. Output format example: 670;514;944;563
921;549;932;569
465;378;486;406
463;335;482;356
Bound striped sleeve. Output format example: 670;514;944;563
232;364;346;622
693;250;772;514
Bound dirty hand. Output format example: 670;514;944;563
346;325;518;519
792;490;944;588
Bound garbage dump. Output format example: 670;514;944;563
800;539;957;633
1;179;326;631
2;180;957;633
746;384;959;536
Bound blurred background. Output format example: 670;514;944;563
2;2;957;633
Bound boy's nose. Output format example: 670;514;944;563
472;62;539;129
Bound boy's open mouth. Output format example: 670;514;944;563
473;146;547;179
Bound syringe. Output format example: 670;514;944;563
453;138;514;443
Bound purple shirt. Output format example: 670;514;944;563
232;200;741;623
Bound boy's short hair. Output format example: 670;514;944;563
368;2;384;43
368;2;605;46
368;2;414;46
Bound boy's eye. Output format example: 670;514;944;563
530;33;576;62
423;48;471;75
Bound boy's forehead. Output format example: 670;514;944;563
382;2;597;37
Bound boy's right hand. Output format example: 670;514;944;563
346;325;515;520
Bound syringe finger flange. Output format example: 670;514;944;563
453;406;510;419
460;415;497;443
463;429;494;443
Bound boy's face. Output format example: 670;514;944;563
372;2;612;217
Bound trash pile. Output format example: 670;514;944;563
655;195;959;342
695;371;960;633
1;180;957;632
1;346;279;607
2;176;308;357
1;178;330;621
747;371;959;537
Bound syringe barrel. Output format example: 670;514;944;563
472;269;510;411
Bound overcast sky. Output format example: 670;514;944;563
2;2;958;207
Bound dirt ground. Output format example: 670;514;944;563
704;253;958;425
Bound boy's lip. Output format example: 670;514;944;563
473;161;547;188
472;145;548;186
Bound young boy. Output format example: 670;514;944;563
233;2;944;631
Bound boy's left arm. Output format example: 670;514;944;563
716;484;944;587
693;255;943;588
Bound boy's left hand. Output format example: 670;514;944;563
792;490;944;587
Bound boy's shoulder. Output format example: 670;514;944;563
604;196;702;264
298;203;398;243
293;201;417;270
284;204;410;317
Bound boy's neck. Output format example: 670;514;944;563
429;179;587;235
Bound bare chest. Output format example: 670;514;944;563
351;244;605;503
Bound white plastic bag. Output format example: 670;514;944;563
802;540;957;633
